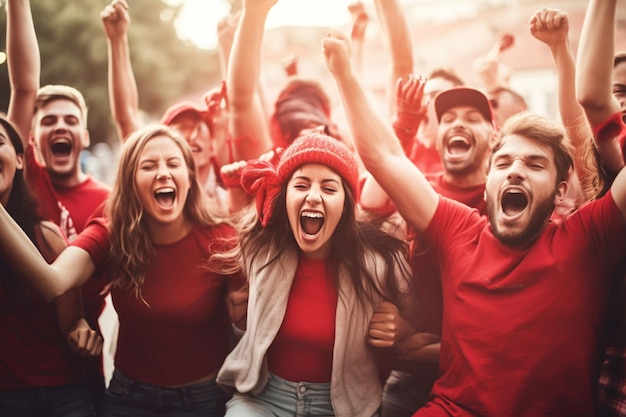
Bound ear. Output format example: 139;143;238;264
82;130;91;148
489;130;498;148
29;131;37;148
553;180;568;206
15;153;24;170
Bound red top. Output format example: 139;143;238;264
71;219;238;386
0;284;84;389
25;145;110;374
408;173;486;334
592;111;626;166
267;256;338;383
409;140;443;176
414;193;626;417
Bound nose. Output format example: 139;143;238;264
52;119;69;132
506;159;525;182
305;186;322;204
156;164;171;181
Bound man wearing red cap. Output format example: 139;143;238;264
102;0;233;215
360;81;497;416
325;28;626;417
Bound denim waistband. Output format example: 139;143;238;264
109;369;220;401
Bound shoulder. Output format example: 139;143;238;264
81;176;111;195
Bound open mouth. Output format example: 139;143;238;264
501;190;528;216
154;187;176;207
300;210;324;236
51;139;72;156
446;137;471;155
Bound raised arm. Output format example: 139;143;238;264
347;2;369;79
372;0;414;117
0;204;96;301
227;0;275;161
101;0;140;141
577;0;624;173
577;0;620;128
6;0;40;143
530;8;600;201
473;33;514;93
360;77;427;217
323;31;438;232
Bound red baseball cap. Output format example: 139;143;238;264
434;87;495;127
160;101;211;127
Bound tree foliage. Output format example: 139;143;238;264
0;0;222;145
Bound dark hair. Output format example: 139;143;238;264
427;67;465;87
0;115;44;291
230;176;411;309
270;76;340;147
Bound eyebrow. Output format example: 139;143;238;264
494;152;550;163
292;175;341;185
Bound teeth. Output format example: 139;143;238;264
155;188;174;194
52;138;70;144
301;211;323;218
449;137;469;145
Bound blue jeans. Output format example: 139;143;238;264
0;381;96;417
99;370;229;417
381;370;431;417
225;373;335;417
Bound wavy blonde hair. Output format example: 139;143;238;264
105;124;223;299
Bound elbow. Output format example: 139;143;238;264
43;286;69;303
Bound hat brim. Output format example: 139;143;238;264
160;101;210;127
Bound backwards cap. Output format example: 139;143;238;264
434;87;495;126
241;132;359;227
160;101;211;127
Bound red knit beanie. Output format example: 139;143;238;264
241;132;359;227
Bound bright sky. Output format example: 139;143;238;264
171;0;356;50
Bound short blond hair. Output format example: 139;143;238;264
34;85;88;127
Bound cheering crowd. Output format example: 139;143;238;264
0;0;625;416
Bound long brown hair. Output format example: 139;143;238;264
105;125;221;298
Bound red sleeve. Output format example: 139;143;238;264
593;111;626;159
69;218;110;269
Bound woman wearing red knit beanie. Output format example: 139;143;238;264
212;132;425;417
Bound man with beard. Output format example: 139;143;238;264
362;82;496;416
324;29;626;416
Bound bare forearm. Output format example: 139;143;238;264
227;4;273;158
107;35;140;140
551;39;597;189
227;8;269;109
6;0;40;142
373;0;413;116
576;0;619;126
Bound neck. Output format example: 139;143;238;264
148;216;192;245
443;169;486;188
197;164;211;186
49;170;88;188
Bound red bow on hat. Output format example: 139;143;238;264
241;160;282;227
